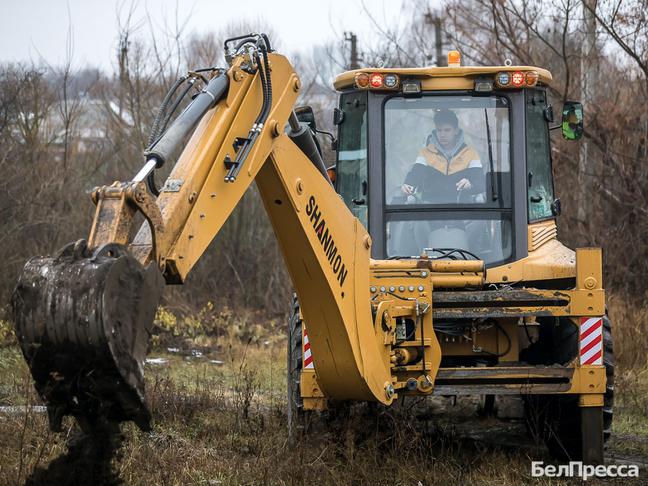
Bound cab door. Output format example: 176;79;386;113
525;88;556;222
335;91;369;229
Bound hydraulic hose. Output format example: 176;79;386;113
224;42;272;182
288;111;332;186
147;75;188;147
144;73;229;168
155;78;197;142
145;76;197;195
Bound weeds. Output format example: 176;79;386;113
607;293;648;370
0;341;564;485
151;304;282;350
1;299;647;484
0;318;16;347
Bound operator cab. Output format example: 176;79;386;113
330;52;582;271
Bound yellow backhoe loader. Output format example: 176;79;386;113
11;34;612;464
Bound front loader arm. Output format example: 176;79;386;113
12;37;393;433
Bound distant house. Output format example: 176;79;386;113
47;96;134;161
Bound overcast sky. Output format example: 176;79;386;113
0;0;427;72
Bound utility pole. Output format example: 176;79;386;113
344;32;360;70
117;33;129;118
578;0;598;232
424;11;446;66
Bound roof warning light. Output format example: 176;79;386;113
447;50;461;67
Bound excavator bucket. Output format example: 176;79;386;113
11;240;164;432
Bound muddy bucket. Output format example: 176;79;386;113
11;240;164;432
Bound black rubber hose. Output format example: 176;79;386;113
224;33;256;53
145;74;229;167
260;46;272;123
150;78;197;147
146;171;159;196
253;50;268;125
225;51;267;179
260;33;272;52
147;75;187;147
224;33;256;45
225;47;271;182
234;38;257;52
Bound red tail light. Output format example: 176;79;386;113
369;73;384;88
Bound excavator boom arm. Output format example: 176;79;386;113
137;48;392;403
11;37;393;432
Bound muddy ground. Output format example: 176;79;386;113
0;343;646;485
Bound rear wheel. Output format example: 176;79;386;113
524;315;614;462
287;295;307;440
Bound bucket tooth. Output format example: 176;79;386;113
11;240;164;431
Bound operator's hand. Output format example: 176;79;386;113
456;178;472;191
402;183;416;195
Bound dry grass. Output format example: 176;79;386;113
0;343;557;485
607;293;648;370
603;293;648;461
1;294;647;485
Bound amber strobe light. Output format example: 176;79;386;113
525;71;539;86
447;50;461;67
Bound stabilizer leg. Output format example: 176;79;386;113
580;405;604;465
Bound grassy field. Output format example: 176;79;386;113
0;304;647;485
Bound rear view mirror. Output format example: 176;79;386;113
543;105;554;123
294;105;317;132
561;101;583;141
333;107;345;125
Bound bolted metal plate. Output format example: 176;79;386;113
161;178;183;192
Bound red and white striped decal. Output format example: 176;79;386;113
303;326;314;369
579;317;603;365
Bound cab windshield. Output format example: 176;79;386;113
384;95;512;265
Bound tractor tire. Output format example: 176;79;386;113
287;294;307;440
525;315;614;461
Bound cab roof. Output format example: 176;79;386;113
333;65;553;91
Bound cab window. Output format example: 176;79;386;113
383;94;513;266
336;91;368;228
526;89;555;221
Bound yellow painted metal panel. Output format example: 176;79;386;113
256;136;394;403
487;239;576;283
